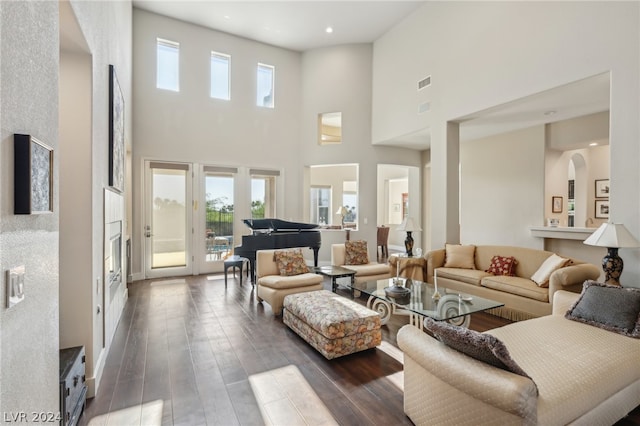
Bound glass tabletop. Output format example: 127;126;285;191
350;278;504;322
312;265;356;277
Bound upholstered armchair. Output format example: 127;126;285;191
331;241;392;284
256;248;324;315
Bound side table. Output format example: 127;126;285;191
60;346;87;426
389;254;426;281
313;265;357;294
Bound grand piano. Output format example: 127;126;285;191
235;218;322;283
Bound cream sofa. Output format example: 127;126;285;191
425;245;600;320
256;249;323;315
398;290;640;426
331;243;391;284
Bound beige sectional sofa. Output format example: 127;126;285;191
425;245;600;320
398;290;640;426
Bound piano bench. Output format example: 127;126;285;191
224;256;249;287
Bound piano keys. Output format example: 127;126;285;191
235;219;322;283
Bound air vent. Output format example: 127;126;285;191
418;102;431;114
417;75;431;91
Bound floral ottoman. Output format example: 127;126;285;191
283;290;382;359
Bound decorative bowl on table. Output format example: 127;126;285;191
384;284;411;305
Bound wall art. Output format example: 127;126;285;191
109;64;125;193
14;134;53;214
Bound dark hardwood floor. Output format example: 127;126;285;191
80;273;639;426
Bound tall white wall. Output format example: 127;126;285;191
461;125;545;248
132;9;303;276
300;44;421;260
133;14;420;269
373;1;640;285
0;1;59;414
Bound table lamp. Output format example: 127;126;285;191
583;222;640;286
397;217;421;257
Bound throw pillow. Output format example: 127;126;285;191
274;248;309;276
485;255;518;276
444;244;476;269
530;253;568;287
565;280;640;338
345;240;369;265
424;317;536;390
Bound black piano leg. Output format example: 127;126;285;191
312;248;319;267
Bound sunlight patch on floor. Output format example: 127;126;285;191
249;365;338;426
378;341;404;391
150;278;186;286
87;399;163;426
206;274;225;280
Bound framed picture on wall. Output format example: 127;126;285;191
595;199;610;219
595;179;610;198
552;196;563;213
14;134;53;214
109;64;125;193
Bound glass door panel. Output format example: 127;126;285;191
144;161;192;278
200;167;236;273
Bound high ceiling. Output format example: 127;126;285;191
132;1;611;150
133;1;425;52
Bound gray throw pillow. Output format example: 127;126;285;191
565;280;640;338
424;317;536;391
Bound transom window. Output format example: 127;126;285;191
257;63;275;108
210;51;230;100
156;38;179;92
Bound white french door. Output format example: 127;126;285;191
144;161;193;278
197;166;238;274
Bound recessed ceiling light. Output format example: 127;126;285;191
544;110;556;116
590;142;598;146
325;27;333;34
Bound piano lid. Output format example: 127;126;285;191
242;218;319;231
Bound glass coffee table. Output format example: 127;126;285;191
349;278;504;329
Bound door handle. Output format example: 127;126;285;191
145;225;153;238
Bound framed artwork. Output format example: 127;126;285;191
595;179;610;198
595;199;610;219
109;64;125;193
552;196;563;213
14;134;53;214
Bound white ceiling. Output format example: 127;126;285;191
132;1;425;52
131;1;611;151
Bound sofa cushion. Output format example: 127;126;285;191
565;280;640;338
485;255;518;276
345;240;369;265
444;244;476;269
531;253;569;287
424;317;536;389
481;276;549;302
258;273;323;290
436;267;490;286
343;262;390;277
274;248;310;276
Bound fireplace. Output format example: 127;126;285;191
105;220;122;301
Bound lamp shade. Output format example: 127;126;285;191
583;223;640;248
398;217;422;232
